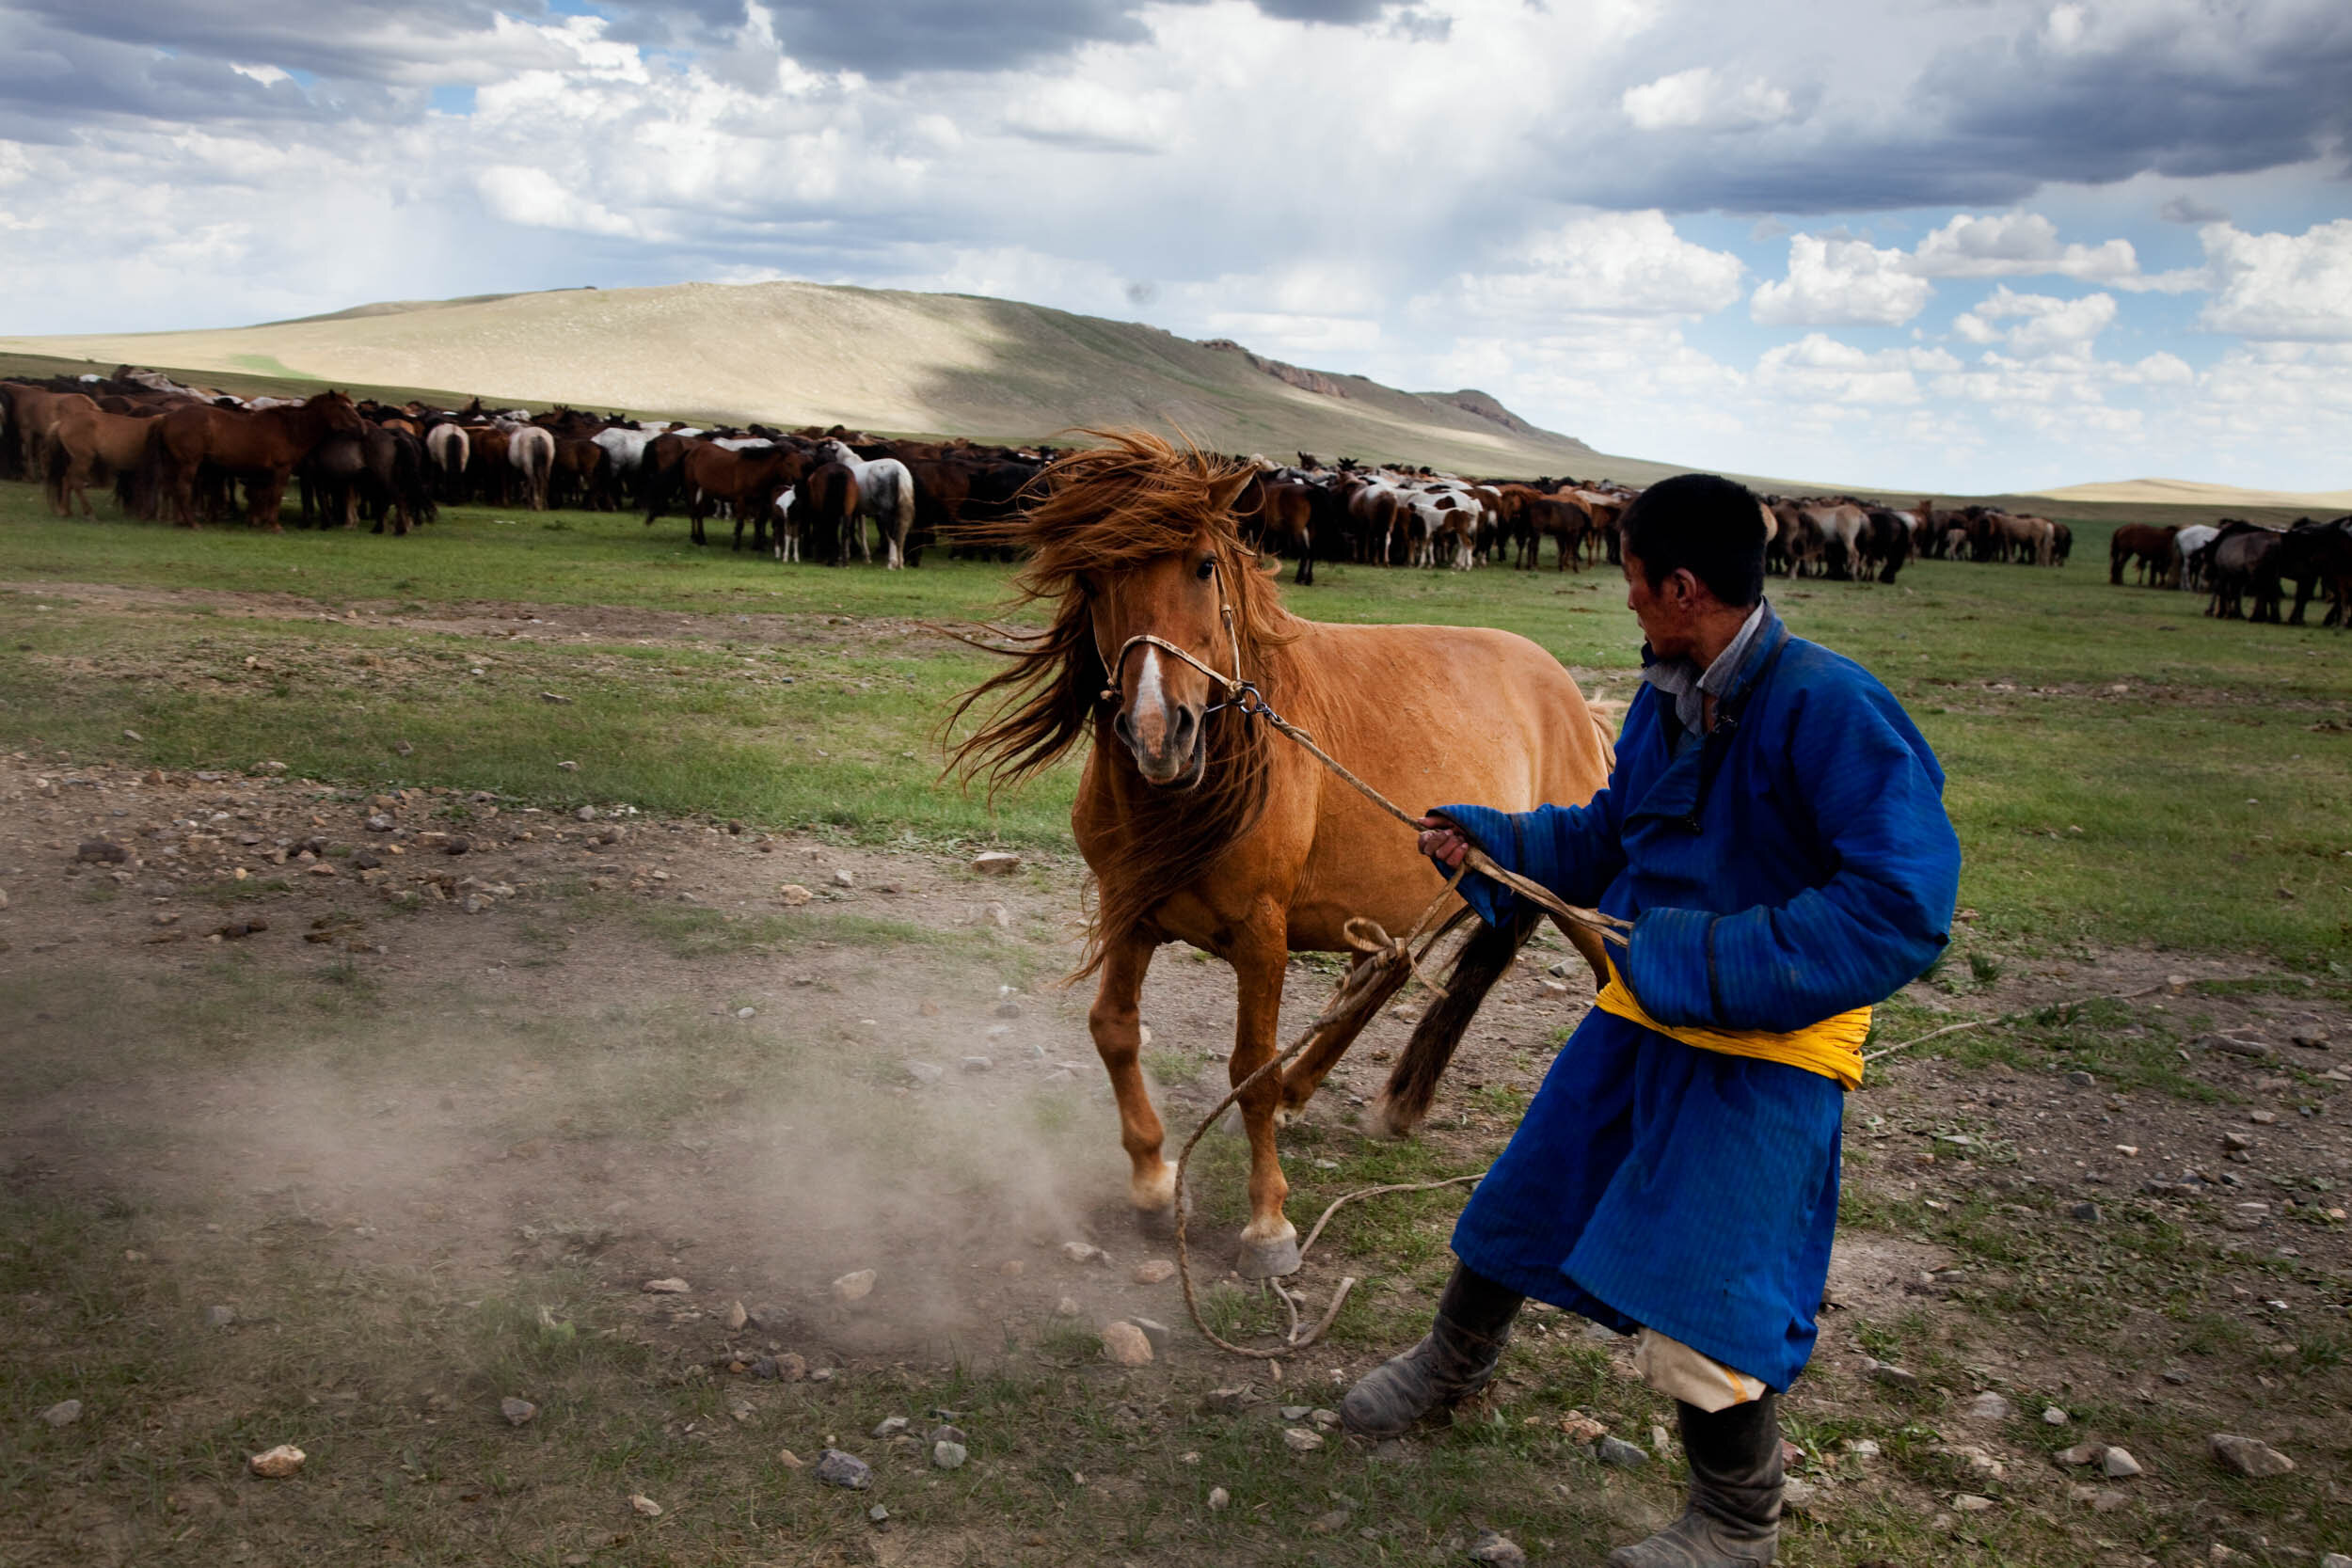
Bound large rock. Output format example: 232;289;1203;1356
813;1449;873;1489
1467;1530;1527;1565
1100;1322;1153;1366
2208;1433;2294;1478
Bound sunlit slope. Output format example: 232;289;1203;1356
1;280;1636;478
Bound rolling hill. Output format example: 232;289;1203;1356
0;280;1649;480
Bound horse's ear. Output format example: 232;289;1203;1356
1208;467;1254;518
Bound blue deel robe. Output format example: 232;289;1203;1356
1436;602;1960;1390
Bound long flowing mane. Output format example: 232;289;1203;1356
947;429;1297;977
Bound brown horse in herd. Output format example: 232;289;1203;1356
145;390;367;529
43;404;161;517
951;432;1613;1277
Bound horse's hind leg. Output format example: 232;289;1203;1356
1088;930;1177;1227
1371;906;1539;1139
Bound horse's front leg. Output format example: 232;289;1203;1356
1088;929;1176;1227
1230;924;1300;1277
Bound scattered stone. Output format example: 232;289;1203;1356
2319;1555;2351;1568
1557;1411;1608;1445
871;1417;911;1439
994;1001;1023;1019
831;1269;877;1305
2069;1201;2102;1223
1951;1493;1995;1513
444;834;471;855
929;1423;967;1448
641;1277;691;1294
776;1448;805;1468
1056;1296;1081;1318
1202;1386;1252;1413
970;851;1022;876
540;691;572;705
984;901;1011;929
40;1400;82;1427
2290;1029;2330;1050
1966;1391;2010;1422
205;1305;237;1328
932;1439;968;1469
1311;1407;1342;1430
501;1398;538;1427
1863;1357;1918;1389
2223;1131;2254;1150
1133;1259;1176;1285
1596;1435;1649;1467
2042;1406;2068;1425
1782;1478;1822;1513
1845;1438;1881;1458
1467;1529;1527;1565
1282;1426;1325;1453
961;1055;993;1072
1101;1322;1153;1366
998;1259;1025;1277
1310;1507;1352;1534
1132;1316;1173;1355
866;1504;890;1525
557;760;580;772
746;1303;792;1332
248;1445;306;1479
2208;1433;2294;1478
2102;1446;2143;1479
724;1301;747;1332
628;1493;661;1517
1280;1405;1311;1421
2204;1035;2277;1062
75;839;128;863
776;883;813;905
573;806;596;822
1207;1486;1231;1511
832;869;854;888
2065;1070;2096;1087
814;1449;873;1490
904;1060;945;1085
1060;1242;1107;1265
2249;1109;2277;1126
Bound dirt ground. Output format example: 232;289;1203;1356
6;750;2350;1566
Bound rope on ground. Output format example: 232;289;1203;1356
1859;979;2175;1063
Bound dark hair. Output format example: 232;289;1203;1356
1619;473;1766;608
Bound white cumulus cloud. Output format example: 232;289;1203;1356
475;165;641;238
1951;287;2118;356
1435;211;1745;325
2196;218;2352;341
1621;66;1794;132
1751;234;1933;327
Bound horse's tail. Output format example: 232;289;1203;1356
133;419;173;521
40;430;70;512
642;451;687;524
1370;902;1542;1138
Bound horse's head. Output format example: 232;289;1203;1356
310;390;366;436
1085;518;1248;786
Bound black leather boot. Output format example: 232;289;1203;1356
1605;1394;1782;1568
1339;1264;1523;1437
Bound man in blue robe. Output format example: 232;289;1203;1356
1341;474;1962;1568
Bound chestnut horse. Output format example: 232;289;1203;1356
144;390;366;529
951;432;1613;1277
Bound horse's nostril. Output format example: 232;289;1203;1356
1114;710;1137;751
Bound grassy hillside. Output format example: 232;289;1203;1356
0;281;1622;479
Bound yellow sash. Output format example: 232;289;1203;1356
1595;959;1868;1090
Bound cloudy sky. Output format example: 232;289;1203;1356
1;0;2347;492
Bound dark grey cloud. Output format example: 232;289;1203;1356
2159;195;2230;224
8;0;521;85
0;9;411;131
1553;1;2352;215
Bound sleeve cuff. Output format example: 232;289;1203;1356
1622;905;1719;1026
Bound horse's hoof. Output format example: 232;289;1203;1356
1366;1092;1421;1141
1235;1231;1301;1279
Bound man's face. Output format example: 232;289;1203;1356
1622;547;1698;659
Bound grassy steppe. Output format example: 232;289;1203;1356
1;484;2346;967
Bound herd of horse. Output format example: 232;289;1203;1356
2110;517;2352;627
3;367;2087;594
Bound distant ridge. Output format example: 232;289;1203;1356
0;279;1670;480
2031;477;2352;510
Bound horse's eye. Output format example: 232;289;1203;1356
1195;557;1216;581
